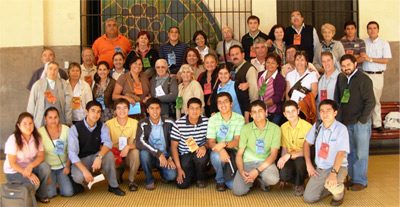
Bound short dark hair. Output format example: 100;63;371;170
68;62;81;74
291;10;303;17
286;45;298;52
344;20;357;30
319;99;338;111
113;51;125;60
250;100;266;112
44;107;60;118
187;97;202;108
340;54;357;64
183;48;203;66
229;45;244;55
367;21;379;30
114;98;130;110
282;100;299;111
146;97;161;109
216;92;233;103
128;55;143;69
193;30;208;45
247;15;260;24
265;53;282;68
97;61;110;70
86;100;103;112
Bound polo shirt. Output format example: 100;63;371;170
340;36;366;56
281;118;312;154
239;120;281;163
306;120;350;169
39;125;69;170
207;112;245;143
159;41;188;74
171;115;208;155
106;117;138;148
363;37;392;72
251;57;266;73
92;34;132;68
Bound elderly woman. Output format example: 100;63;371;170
125;31;159;79
4;112;51;203
112;55;151;119
176;64;204;119
313;23;345;73
193;30;217;61
257;54;286;125
150;59;178;118
216;26;242;66
67;62;93;124
210;65;250;122
93;61;116;122
197;54;219;117
39;107;74;198
268;24;287;65
27;61;72;128
110;52;129;81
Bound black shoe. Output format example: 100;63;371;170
108;186;126;196
216;183;226;191
128;182;138;192
36;196;50;204
374;127;384;133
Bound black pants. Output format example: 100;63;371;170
177;151;209;189
279;157;307;186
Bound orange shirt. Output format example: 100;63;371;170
92;34;132;68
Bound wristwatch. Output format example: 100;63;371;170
369;58;373;62
330;168;338;175
255;168;262;175
96;154;103;160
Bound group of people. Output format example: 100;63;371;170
4;9;392;206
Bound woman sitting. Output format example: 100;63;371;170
110;52;128;81
92;61;116;122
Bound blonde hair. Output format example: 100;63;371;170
222;26;234;37
321;23;336;35
178;64;194;80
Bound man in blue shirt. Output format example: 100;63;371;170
68;101;125;196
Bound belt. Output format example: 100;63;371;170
365;71;383;74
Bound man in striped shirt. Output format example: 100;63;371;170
171;97;209;189
159;26;189;75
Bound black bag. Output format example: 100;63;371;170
0;182;37;207
288;73;311;98
223;149;238;181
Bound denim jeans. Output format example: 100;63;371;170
139;150;177;185
347;120;371;186
210;151;233;189
6;162;51;200
47;168;74;197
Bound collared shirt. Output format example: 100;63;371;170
281;119;312;154
67;79;93;122
291;23;320;50
171;115;208;155
207;112;245;143
286;69;318;90
4;134;44;174
239;120;281;163
68;118;113;164
251;57;266;72
47;78;56;90
80;64;97;85
318;70;340;103
340;36;366;56
306;120;350;169
148;119;167;155
196;46;210;60
159;41;188;74
363;37;392;72
106;117;138;148
111;68;127;81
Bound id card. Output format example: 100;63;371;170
119;136;128;151
185;137;199;152
255;139;265;154
345;50;354;55
318;142;329;159
155;85;166;97
258;82;267;97
53;140;65;155
320;89;328;101
142;57;151;68
175;96;183;109
340;89;350;103
71;96;81;110
44;90;57;104
250;47;256;58
203;83;212;95
128;103;141;115
293;34;302;45
217;125;229;139
167;51;176;66
133;82;143;95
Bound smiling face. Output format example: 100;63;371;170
155;60;168;77
217;95;232;114
283;105;299;123
69;66;81;81
195;34;206;48
274;27;285;41
290;11;304;27
265;57;278;73
86;105;102;123
322;29;334;42
82;49;94;66
367;23;379;39
229;47;244;66
47;63;59;80
294;54;307;71
41;49;55;64
168;27;180;42
186;50;199;67
254;42;267;58
130;59;143;74
321;54;334;73
147;103;161;121
97;64;110;80
204;55;217;72
113;54;125;70
218;68;230;84
137;34;150;47
44;110;60;127
250;105;267;122
115;102;129;119
105;19;118;37
345;24;357;39
187;102;202;120
340;59;357;76
18;117;34;136
180;68;193;82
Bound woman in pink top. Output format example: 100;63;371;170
3;112;52;203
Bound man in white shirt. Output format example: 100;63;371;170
250;38;268;73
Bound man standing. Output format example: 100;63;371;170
229;45;259;102
159;26;189;74
241;15;270;61
171;97;209;189
81;47;97;86
303;100;350;206
68;101;126;196
340;20;366;69
363;21;392;132
207;93;245;191
92;18;132;68
233;100;280;196
250;38;268;73
335;54;375;191
284;10;320;61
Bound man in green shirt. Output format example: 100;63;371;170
233;100;280;196
207;92;245;191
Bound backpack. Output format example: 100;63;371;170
0;182;37;207
384;112;400;129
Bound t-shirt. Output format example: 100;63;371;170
92;34;132;68
39;125;69;170
4;134;44;174
286;69;318;91
239;121;281;163
106;118;138;148
207;112;245;143
281;119;312;154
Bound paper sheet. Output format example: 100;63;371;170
88;174;105;190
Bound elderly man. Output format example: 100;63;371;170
216;26;242;66
92;18;132;68
250;38;268;73
81;47;97;86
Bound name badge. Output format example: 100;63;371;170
119;136;128;151
217;125;229;139
155;85;166;97
175;96;183;109
185;137;199;152
354;43;359;48
293;34;302;45
318;142;330;159
96;95;106;110
345;50;354;55
203;83;212;95
320;89;328;101
167;51;176;66
258;82;267;97
44;90;57;104
340;89;350;104
142;57;151;68
54;140;65;155
114;47;122;53
256;139;265;154
71;96;81;110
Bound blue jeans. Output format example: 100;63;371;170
139;150;177;185
210;151;233;189
6;162;51;199
347;120;371;186
47;168;74;197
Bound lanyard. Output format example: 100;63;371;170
252;121;269;140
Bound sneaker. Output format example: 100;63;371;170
294;185;305;196
108;186;126;196
128;182;138;192
196;180;207;188
145;182;155;191
216;183;226;191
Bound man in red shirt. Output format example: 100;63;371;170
92;18;132;68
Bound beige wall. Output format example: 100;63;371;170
252;0;277;34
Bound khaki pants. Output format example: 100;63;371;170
124;149;140;182
366;73;384;128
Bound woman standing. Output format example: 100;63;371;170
93;61;116;122
268;24;287;65
182;48;205;81
193;30;216;61
197;54;219;117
